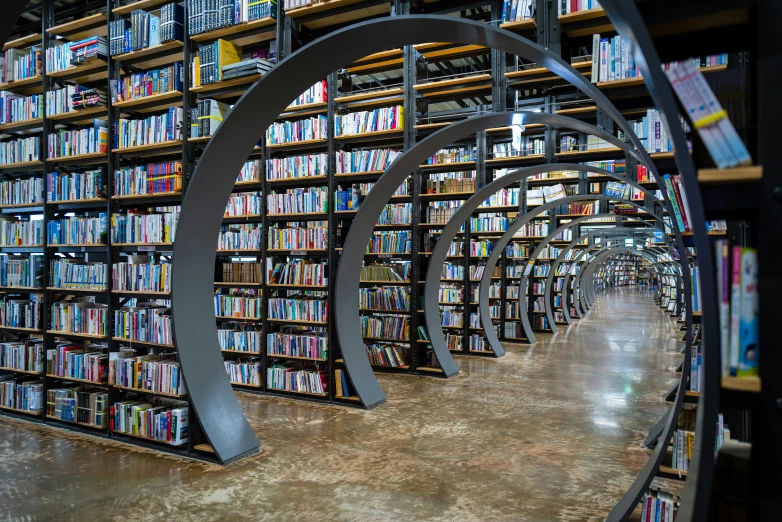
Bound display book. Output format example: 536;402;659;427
109;2;184;56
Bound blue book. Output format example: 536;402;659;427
340;371;350;398
149;14;160;47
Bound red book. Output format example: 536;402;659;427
670;175;690;231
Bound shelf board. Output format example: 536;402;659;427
47;13;108;41
47;286;106;293
112;140;183;155
657;464;687;480
722;375;761;393
419;161;476;170
266;318;328;326
48;151;108;164
267;387;328;398
189;17;276;43
112;337;174;348
0;117;43;132
46;106;107;124
112;384;185;399
499;19;536;31
486;153;545;165
418;44;488;62
556;105;597;115
221;350;261;355
191;74;263;94
45;374;106;386
111;290;170;296
0;366;43;375
505;61;591;81
214;282;262;287
285;0;390;30
335;128;404;141
0;159;43;171
114;90;183;111
3;33;41;51
113;0;172;16
0;404;41;416
216;316;262;321
335;395;361;402
112;429;187;447
111;191;182;200
266;138;328;149
698;166;762;184
47;243;107;248
113;41;184;69
334;87;404;103
267;175;328;184
558;7;607;23
414;74;492;91
47;59;108;83
267;284;328;289
47;198;107;205
0;286;43;292
266;353;328;362
417;366;444;374
282;101;328;114
0;325;42;333
112;242;173;247
555;147;621;157
0;202;43;210
360;280;411;285
414;121;452;130
0;75;43;92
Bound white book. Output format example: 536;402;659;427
599;38;608;82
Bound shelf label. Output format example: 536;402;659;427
138;246;155;252
81;247;86;252
378;254;393;259
291;250;306;256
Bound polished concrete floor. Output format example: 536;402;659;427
0;287;683;521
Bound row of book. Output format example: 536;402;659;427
225;359;261;386
492;138;544;158
0;296;42;329
559;0;600;15
219;223;261;250
0;377;43;412
111;209;179;244
45;85;100;116
267;297;327;323
109;63;184;103
267;188;327;215
217;261;262;283
111;397;189;445
366;231;412;254
46;37;107;73
438;286;463;304
0;91;41;124
114;305;173;345
47;124;110;158
114;108;184;149
267;331;327;360
47;169;106;202
0;136;40;165
269;260;326;286
267;226;327;250
225;191;261;217
47;387;107;427
360;263;409;282
1;218;43;246
334;106;404;136
501;0;535;23
336;148;401;174
0;340;43;372
50;302;108;336
360;315;409;341
219;328;262;353
359;287;410;311
47;215;107;246
112;352;187;395
1;256;42;288
47;344;107;382
267;365;326;395
214;294;262;318
365;343;408;368
1;46;42;84
114;162;183;197
50;259;107;290
424;146;476;165
113;258;170;293
109;4;184;56
187;1;277;36
0;176;44;207
266;153;327;181
266;115;327;145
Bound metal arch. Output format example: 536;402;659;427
172;15;670;449
476;194;659;350
582;248;658;304
597;3;714;518
341;113;645;374
536;222;666;329
585;248;659;298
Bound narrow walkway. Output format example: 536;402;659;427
0;287;682;521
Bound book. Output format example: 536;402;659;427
737;248;759;377
728;246;741;375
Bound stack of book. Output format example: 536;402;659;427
221;58;274;80
193;39;242;86
70;87;107;109
69;36;108;64
191;98;230;139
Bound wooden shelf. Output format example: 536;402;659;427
47;13;107;41
114;90;183;111
0;404;41;416
335;87;404;103
48;152;108;164
417;366;444;374
113;0;171;16
419;161;476;170
112;338;174;348
556;105;597;115
3;33;40;51
189;17;276;44
268;387;328;398
0;286;43;292
112;243;173;247
505;61;591;80
112;191;182;200
0;75;43;92
335;128;404;140
266;318;328;326
0;325;42;333
267;284;328;289
113;385;185;399
558;7;607;23
266;138;328;149
112;140;183;155
0;159;43;170
499;19;536;31
193;442;216;453
46;106;107;124
267;175;328;184
722;375;761;393
266;353;328;362
335;395;361;402
191;74;263;94
47;243;107;248
47;59;108;83
216;316;262;321
0;366;43;375
486;153;545;165
111;290;170;296
45;374;106;385
0;118;43;132
214;282;262;287
333;170;384;179
414;121;451;130
556;147;621;157
414;74;491;91
47;286;106;292
0;202;43;210
698;166;762;184
113;41;184;69
112;430;187;447
221;349;261;355
267;212;327;219
47;198;107;205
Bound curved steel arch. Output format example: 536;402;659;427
475;194;660;349
583;248;652;303
174;15;685;456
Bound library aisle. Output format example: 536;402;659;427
0;287;682;521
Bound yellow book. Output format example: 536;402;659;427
216;39;242;82
193;55;200;87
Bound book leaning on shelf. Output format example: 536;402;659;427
0;340;44;372
0;176;44;207
360;315;409;341
193;38;242;86
190;98;230;139
187;0;278;36
269;260;327;286
1;256;43;288
114;108;183;149
46;37;107;73
47;169;106;202
366;343;408;368
114;161;183;197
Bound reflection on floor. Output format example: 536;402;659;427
0;287;683;521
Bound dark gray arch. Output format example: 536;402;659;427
476;194;659;348
582;248;651;304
